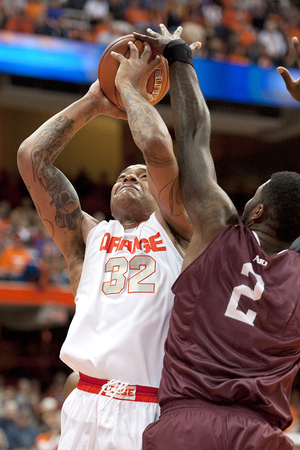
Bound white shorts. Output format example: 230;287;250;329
57;376;160;450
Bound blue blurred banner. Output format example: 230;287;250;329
193;58;300;109
0;31;104;83
0;30;299;109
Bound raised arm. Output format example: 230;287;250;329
113;41;192;244
134;26;238;264
277;37;300;102
17;81;126;294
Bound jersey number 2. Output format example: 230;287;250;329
224;262;265;326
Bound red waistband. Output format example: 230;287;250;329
78;373;158;404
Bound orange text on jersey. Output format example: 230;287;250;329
99;232;167;254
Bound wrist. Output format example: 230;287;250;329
84;91;103;116
163;40;194;67
116;79;135;93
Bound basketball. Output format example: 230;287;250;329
98;34;170;110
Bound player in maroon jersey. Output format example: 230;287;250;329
134;27;300;450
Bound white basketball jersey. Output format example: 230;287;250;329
60;212;182;387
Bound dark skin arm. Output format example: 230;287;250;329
277;37;300;102
134;25;238;270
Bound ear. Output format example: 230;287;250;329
250;204;264;222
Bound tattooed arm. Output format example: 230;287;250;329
17;81;126;295
113;41;192;246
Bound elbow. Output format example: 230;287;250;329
17;138;32;176
143;133;173;159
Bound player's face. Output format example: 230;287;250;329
110;164;157;218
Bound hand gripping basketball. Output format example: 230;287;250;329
98;34;170;110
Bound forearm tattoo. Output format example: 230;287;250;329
31;116;81;231
123;88;160;154
125;88;182;215
84;95;100;122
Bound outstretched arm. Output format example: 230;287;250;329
17;81;126;294
134;25;238;264
113;41;192;244
277;37;300;102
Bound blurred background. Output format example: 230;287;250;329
1;0;300;448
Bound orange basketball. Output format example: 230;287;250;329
98;34;170;110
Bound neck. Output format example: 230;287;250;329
249;226;290;257
121;219;141;230
113;207;156;229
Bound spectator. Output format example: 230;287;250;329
202;0;223;30
0;387;16;414
257;18;288;65
207;35;228;61
166;0;185;32
108;0;126;22
251;4;268;31
44;373;66;408
34;411;60;450
3;8;34;33
237;22;257;49
0;233;33;281
39;239;66;286
147;3;166;33
34;398;60;450
64;0;86;9
13;408;39;449
33;11;56;36
94;15;134;45
83;0;109;25
124;0;149;29
1;0;26;15
222;1;252;34
0;400;19;450
228;40;251;64
50;15;73;39
181;21;207;48
46;0;65;21
14;378;32;410
185;0;203;26
25;0;46;20
0;227;50;288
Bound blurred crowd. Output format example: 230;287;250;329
0;372;68;450
0;169;111;288
0;0;300;68
0;197;70;289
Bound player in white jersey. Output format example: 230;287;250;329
17;41;197;449
60;212;182;385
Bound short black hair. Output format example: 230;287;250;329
260;171;300;243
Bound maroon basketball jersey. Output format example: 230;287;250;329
159;224;300;430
